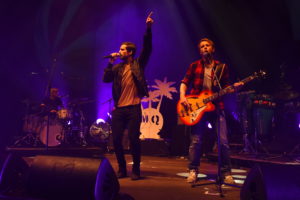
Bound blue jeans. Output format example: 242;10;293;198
188;110;231;173
112;104;142;173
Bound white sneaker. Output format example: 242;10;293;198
224;175;235;184
187;169;198;183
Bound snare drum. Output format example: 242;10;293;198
57;108;72;119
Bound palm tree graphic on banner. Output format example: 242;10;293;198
140;77;177;139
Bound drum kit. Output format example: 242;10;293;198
237;89;300;154
236;91;278;153
16;98;112;148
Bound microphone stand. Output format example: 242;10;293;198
213;64;241;195
211;64;227;196
193;63;240;197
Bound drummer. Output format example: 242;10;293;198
40;88;64;117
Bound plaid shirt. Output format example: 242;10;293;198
181;59;231;108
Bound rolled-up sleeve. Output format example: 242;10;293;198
181;63;195;87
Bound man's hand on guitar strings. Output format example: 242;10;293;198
180;96;191;110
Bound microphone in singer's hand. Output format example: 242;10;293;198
103;53;120;59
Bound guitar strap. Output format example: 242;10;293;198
213;63;225;90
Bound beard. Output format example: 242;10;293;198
202;52;212;59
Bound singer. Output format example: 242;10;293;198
103;12;154;180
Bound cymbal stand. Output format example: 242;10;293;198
14;103;40;147
286;141;300;162
236;91;256;154
288;144;300;155
239;107;255;154
253;109;269;155
78;109;87;146
13;131;39;147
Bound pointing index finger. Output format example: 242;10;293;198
147;11;153;18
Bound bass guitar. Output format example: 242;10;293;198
177;70;266;126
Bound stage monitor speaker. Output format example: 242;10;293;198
0;154;119;200
240;163;300;200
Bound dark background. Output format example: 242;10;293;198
1;0;299;152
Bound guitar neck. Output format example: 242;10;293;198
203;75;257;104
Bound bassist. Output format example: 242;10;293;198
179;38;243;184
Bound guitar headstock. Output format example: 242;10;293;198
253;70;267;79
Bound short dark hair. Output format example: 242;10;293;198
121;42;137;57
198;38;215;49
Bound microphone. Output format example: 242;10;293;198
103;53;120;59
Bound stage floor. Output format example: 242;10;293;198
105;153;244;200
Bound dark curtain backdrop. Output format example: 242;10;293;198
0;0;299;151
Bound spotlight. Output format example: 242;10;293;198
207;122;212;129
96;118;105;124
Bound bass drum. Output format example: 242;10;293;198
39;119;63;147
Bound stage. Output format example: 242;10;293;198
1;145;300;200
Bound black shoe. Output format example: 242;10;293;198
117;170;127;178
131;172;140;180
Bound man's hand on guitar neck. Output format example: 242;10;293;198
233;81;244;92
223;81;244;93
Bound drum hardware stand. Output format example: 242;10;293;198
239;120;255;154
236;90;256;155
239;135;254;154
252;110;269;156
15;102;42;147
78;109;88;146
13;132;40;147
289;144;300;155
100;98;114;152
286;143;300;162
